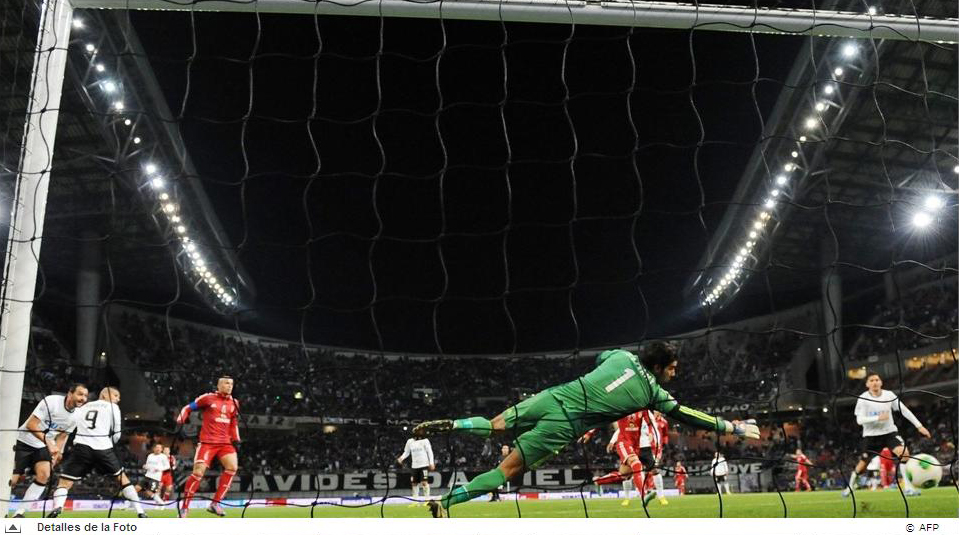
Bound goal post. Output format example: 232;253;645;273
71;0;959;43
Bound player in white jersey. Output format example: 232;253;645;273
711;451;731;494
397;437;435;505
47;387;147;518
135;443;171;504
843;372;931;497
8;384;88;518
638;410;668;505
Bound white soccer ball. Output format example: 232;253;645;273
905;453;943;489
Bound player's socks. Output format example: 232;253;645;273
848;470;859;490
629;461;645;497
181;473;202;509
121;484;145;515
212;469;237;504
52;487;68;510
593;471;625;485
654;474;665;495
423;483;431;499
440;467;507;509
452;417;492;438
21;482;47;513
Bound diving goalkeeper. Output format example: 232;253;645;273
413;341;760;517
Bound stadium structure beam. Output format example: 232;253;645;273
0;0;73;507
72;0;958;44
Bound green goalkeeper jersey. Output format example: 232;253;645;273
548;348;725;436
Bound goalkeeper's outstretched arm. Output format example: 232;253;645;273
652;388;759;439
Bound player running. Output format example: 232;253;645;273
135;443;171;504
843;371;931;497
8;384;88;518
160;446;176;501
413;342;760;518
878;447;896;489
673;460;687;495
48;387;147;518
175;376;241;517
582;411;655;507
793;448;812;492
397;437;436;505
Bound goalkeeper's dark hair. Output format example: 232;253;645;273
639;340;678;371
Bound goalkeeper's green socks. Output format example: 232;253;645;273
453;417;492;437
441;467;508;509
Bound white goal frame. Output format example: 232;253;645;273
1;0;956;507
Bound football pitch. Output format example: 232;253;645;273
30;488;958;518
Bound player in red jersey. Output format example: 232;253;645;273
794;448;813;492
175;376;241;518
674;460;687;495
583;410;658;507
878;447;896;489
160;445;176;501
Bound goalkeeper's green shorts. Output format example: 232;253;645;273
502;390;577;470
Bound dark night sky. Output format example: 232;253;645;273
124;10;806;353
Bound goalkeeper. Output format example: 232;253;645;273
414;341;760;517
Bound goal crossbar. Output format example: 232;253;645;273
70;0;958;43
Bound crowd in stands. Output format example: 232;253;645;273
851;280;957;358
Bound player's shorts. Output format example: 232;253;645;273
59;444;124;481
13;441;52;475
614;440;639;463
138;476;161;493
714;474;727;483
638;447;656;472
795;471;808;480
860;432;904;460
161;471;173;487
410;467;429;484
194;443;237;466
502;391;576;470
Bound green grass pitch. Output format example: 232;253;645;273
27;487;958;518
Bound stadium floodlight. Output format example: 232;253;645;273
868;6;877;16
842;43;858;58
815;102;827;112
145;163;157;174
822;407;829;413
791;151;799;158
163;202;176;213
85;43;95;53
133;137;141;144
771;189;780;197
175;225;186;234
739;247;747;255
186;243;196;252
150;177;164;189
953;165;959;174
170;215;181;223
123;119;132;126
102;81;117;93
834;67;844;77
924;196;944;211
776;175;788;185
784;163;796;171
746;240;755;248
760;211;770;220
159;193;169;201
72;17;83;29
799;135;808;142
804;117;817;129
753;221;762;230
912;211;933;228
823;84;835;95
764;199;776;208
113;101;124;111
95;63;105;72
749;231;758;239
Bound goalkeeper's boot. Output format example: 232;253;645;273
207;503;227;517
413;420;454;438
46;508;63;518
427;500;448;518
642;490;657;507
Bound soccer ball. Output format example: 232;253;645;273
905;453;943;489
